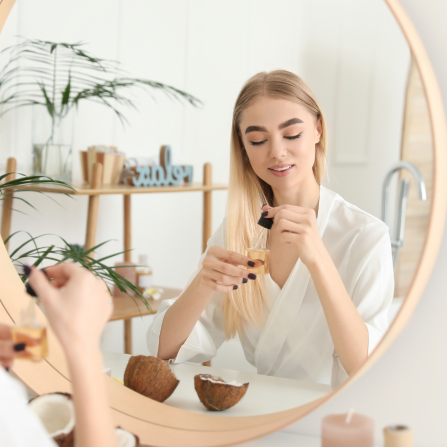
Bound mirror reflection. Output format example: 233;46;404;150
0;0;433;416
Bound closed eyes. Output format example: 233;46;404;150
249;132;303;146
285;132;303;141
249;140;267;146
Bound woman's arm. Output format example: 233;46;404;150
262;204;368;375
158;272;213;360
307;223;393;375
307;251;368;374
64;344;116;447
28;264;118;447
157;246;255;360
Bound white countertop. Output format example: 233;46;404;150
102;351;330;417
103;351;384;446
236;431;320;446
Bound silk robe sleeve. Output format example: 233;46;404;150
331;220;394;388
0;368;57;447
146;222;227;364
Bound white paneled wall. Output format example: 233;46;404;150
0;0;409;363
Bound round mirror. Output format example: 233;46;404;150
0;0;445;445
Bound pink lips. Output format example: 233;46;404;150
268;164;294;177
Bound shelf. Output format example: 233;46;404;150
5;181;228;196
110;285;181;321
2;158;217;355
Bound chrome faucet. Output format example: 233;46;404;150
381;161;426;270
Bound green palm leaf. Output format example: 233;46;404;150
0;38;201;129
9;232;151;312
0;172;74;215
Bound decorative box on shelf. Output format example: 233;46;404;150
80;145;125;185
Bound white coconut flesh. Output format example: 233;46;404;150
116;428;138;447
200;376;244;387
29;394;75;437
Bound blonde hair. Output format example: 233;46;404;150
223;70;328;338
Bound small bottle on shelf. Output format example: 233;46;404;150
11;297;48;361
245;215;273;275
136;254;153;293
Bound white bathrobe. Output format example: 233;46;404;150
147;185;394;388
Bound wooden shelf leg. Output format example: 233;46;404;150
1;157;16;252
123;195;131;263
124;318;132;354
123;194;133;354
202;163;212;366
84;162;103;255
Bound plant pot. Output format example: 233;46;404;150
32;144;72;182
32;107;74;182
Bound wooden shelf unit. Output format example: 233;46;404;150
1;158;227;354
11;181;227;196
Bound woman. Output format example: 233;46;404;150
147;70;394;388
0;264;118;447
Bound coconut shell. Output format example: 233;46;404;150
28;391;73;404
194;374;249;411
53;430;74;447
116;427;141;447
29;392;75;447
124;355;179;402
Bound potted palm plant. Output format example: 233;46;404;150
0;38;201;181
1;173;149;310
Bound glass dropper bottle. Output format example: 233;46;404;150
11;296;48;361
11;266;48;361
245;215;273;275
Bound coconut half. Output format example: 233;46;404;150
29;392;75;447
124;355;179;402
116;427;140;447
29;392;141;447
194;374;249;411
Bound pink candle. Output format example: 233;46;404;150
322;412;374;447
113;261;136;298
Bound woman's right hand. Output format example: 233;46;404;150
200;246;257;293
27;263;113;351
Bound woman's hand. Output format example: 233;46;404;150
0;324;36;369
27;263;113;351
200;246;257;293
27;263;118;447
262;204;325;267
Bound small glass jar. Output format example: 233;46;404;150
11;298;48;362
245;216;273;275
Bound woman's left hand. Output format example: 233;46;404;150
261;204;325;267
0;323;36;370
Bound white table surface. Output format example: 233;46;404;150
102;351;330;417
102;351;385;446
236;431;320;446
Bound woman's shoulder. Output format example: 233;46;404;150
322;185;389;238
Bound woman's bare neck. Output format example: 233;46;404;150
272;177;320;214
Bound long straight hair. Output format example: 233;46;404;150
223;70;328;338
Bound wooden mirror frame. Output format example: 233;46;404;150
0;0;445;445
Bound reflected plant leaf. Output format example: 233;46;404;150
8;232;151;313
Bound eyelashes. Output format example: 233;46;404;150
250;140;267;146
249;132;303;146
285;132;303;141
